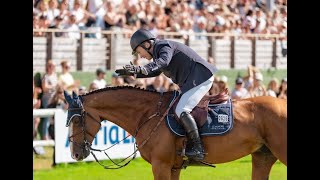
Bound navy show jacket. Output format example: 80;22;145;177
137;39;218;93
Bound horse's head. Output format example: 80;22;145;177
64;91;100;161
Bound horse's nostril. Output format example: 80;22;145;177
75;153;79;159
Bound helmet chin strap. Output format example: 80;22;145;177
142;46;153;57
140;40;154;57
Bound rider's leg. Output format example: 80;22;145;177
175;76;214;161
179;111;204;161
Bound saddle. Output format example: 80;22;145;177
173;88;229;127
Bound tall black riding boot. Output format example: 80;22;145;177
180;111;205;161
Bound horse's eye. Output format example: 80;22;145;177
73;118;80;125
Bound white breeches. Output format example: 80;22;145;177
175;76;214;117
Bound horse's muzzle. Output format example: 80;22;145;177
72;148;90;161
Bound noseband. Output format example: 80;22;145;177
66;107;101;151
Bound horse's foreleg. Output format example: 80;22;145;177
171;169;181;180
151;160;173;180
251;150;278;180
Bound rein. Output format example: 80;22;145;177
134;92;179;149
67;110;101;151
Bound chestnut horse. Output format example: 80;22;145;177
64;86;287;180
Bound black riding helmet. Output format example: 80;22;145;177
130;29;155;55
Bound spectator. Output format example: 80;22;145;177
33;16;41;36
47;0;60;26
63;15;80;39
33;79;42;139
47;85;68;140
92;68;107;89
41;60;58;141
78;86;87;95
277;77;287;99
58;0;71;25
231;77;249;99
33;78;45;155
70;0;89;29
35;15;50;37
217;75;229;94
103;1;126;30
146;74;166;93
252;72;266;97
148;18;158;37
193;16;207;40
34;72;43;94
266;78;279;97
110;72;125;86
88;82;99;92
58;60;77;94
48;16;65;37
208;82;220;96
46;84;68;165
243;65;260;90
125;4;142;30
154;4;168;30
86;0;106;29
33;0;40;15
36;0;49;18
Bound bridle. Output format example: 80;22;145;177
66;106;101;153
66;99;139;169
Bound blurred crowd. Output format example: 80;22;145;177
33;0;287;40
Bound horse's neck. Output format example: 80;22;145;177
82;89;168;136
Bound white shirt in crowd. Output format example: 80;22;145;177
93;79;106;89
267;89;277;97
231;88;249;99
59;73;75;94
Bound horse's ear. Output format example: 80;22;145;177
64;91;72;104
72;91;78;99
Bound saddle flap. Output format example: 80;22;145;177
191;105;208;127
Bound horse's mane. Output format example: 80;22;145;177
81;85;167;97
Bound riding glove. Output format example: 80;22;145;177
123;62;148;75
115;69;134;76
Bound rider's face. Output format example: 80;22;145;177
135;43;152;60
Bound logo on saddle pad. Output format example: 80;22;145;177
218;114;228;123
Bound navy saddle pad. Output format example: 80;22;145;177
165;93;234;136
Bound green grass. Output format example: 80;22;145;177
33;147;286;180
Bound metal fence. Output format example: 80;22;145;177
33;109;58;147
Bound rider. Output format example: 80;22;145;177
115;29;218;161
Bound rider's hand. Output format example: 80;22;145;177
123;61;142;74
115;69;134;76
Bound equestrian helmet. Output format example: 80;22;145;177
130;29;155;55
